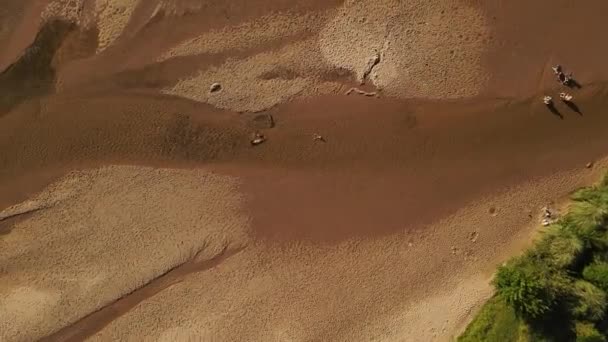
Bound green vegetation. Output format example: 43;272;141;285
458;296;535;342
460;175;608;341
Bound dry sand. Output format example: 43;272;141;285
319;0;490;98
163;37;344;112
4;162;606;342
0;166;248;341
2;0;608;341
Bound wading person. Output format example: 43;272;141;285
560;92;573;102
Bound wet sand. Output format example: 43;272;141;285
2;1;608;341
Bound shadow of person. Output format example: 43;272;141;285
546;103;563;119
564;101;583;115
566;79;582;89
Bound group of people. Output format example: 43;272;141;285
543;92;574;105
543;64;576;106
552;65;575;86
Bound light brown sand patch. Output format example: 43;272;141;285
0;175;86;221
94;0;140;53
163;37;342;112
159;11;332;61
0;286;61;338
319;0;490;98
41;0;139;53
148;0;202;18
89;162;608;341
0;165;249;342
42;0;87;25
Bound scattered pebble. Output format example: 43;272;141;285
210;82;222;93
586;161;594;169
313;133;326;142
469;231;479;243
250;132;266;146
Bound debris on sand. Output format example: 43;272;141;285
469;231;479;243
586;161;594;169
210;82;222;93
313;133;326;142
345;87;377;97
543;95;553;105
540;206;557;226
250;132;266;146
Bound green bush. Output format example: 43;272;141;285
570;281;607;322
561;200;608;251
531;226;584;269
461;175;608;341
583;262;608;292
458;296;529;342
601;174;608;188
571;187;608;208
494;256;569;318
575;321;606;342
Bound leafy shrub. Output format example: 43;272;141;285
458;296;529;342
570;281;607;322
561;200;608;251
572;187;608;208
494;257;569;319
601;174;608;189
575;321;606;342
462;175;608;341
531;226;584;269
583;262;608;292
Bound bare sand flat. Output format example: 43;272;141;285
5;162;606;342
2;1;608;341
0;166;248;341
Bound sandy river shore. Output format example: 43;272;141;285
2;1;608;341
